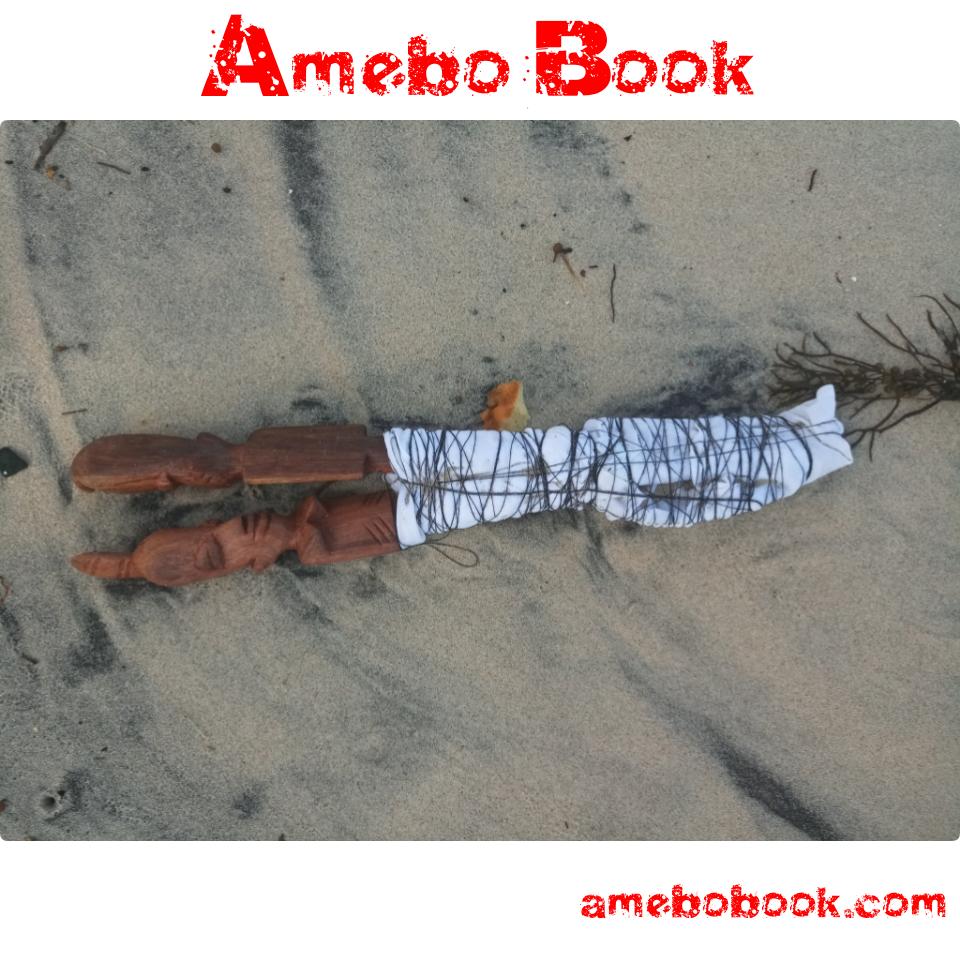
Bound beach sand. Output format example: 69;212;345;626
0;120;957;839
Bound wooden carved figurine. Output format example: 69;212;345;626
70;384;854;587
72;424;392;492
72;490;399;588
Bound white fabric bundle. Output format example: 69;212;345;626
383;385;853;548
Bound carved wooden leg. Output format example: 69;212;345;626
71;491;401;587
71;426;392;493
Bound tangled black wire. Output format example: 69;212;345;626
385;407;848;542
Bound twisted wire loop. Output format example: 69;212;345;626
383;385;853;548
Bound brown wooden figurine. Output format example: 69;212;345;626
71;489;400;587
71;425;401;586
72;424;392;492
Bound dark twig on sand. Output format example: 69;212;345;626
95;161;132;175
34;121;67;171
609;264;618;323
552;242;577;279
769;294;960;457
807;168;818;192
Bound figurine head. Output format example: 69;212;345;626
72;510;293;587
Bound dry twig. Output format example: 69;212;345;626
769;294;960;457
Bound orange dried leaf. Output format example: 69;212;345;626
480;379;529;432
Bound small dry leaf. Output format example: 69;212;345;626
480;380;529;432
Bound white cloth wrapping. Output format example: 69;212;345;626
383;385;853;548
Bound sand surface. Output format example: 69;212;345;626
0;120;957;839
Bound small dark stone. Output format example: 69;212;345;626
223;186;232;194
211;142;222;153
0;447;28;478
140;165;150;172
233;789;262;819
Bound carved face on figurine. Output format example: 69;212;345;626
72;511;294;587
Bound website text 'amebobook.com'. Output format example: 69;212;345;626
581;886;946;920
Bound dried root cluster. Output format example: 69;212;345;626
770;294;960;456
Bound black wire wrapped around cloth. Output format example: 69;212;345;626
383;385;853;548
